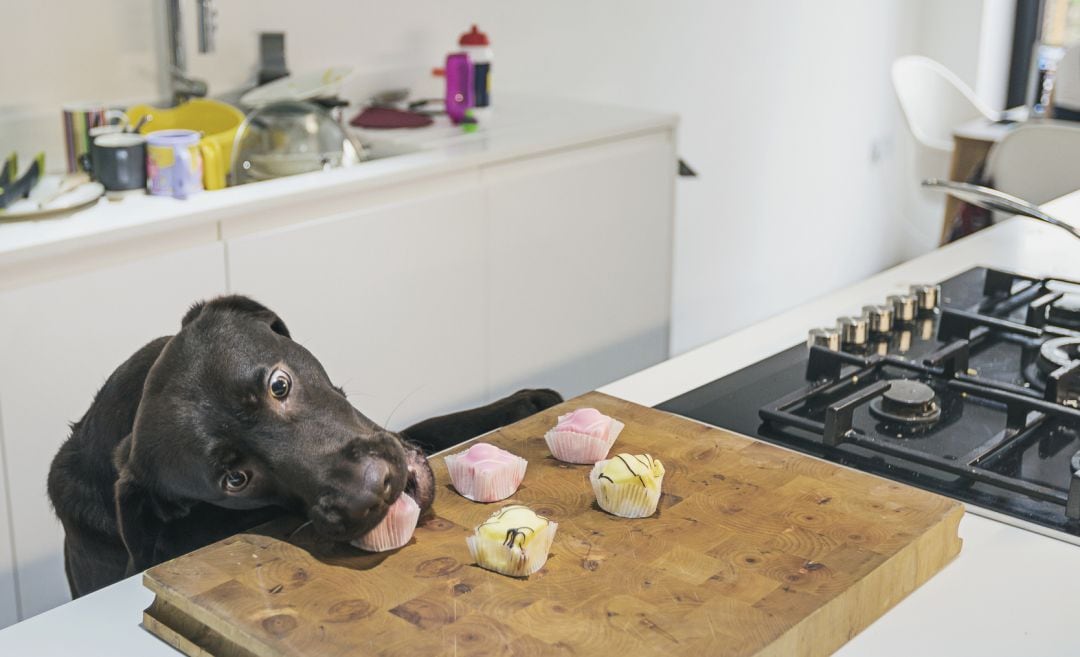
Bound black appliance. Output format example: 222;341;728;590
658;267;1080;544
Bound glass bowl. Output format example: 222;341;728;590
230;100;362;185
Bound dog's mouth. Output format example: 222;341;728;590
403;447;435;513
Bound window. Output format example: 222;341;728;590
1042;0;1080;45
1007;0;1080;111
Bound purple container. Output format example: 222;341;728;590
146;129;204;199
445;52;474;125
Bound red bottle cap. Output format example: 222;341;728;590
459;25;489;46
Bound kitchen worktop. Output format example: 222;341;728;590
2;194;1077;654
0;96;676;273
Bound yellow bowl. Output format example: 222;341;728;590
126;99;244;190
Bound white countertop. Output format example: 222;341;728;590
0;96;676;271
602;192;1080;657
2;192;1078;655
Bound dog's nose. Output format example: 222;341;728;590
307;458;397;539
309;490;383;539
363;458;394;497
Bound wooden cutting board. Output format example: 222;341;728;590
143;392;963;657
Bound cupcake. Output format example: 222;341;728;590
590;453;665;518
444;442;528;502
351;493;421;552
544;408;624;464
466;505;558;577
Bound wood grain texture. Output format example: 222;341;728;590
143;392;963;657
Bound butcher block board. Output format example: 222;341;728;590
143;391;963;657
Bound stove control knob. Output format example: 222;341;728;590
837;316;869;347
807;327;841;351
862;304;894;334
888;294;918;323
911;284;941;314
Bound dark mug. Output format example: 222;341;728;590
87;133;147;191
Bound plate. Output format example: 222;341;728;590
0;176;105;222
240;66;355;107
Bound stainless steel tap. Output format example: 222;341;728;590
166;0;216;105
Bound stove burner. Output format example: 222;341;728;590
1048;294;1080;330
1038;337;1080;376
869;379;942;425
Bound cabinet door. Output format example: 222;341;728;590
0;242;227;621
0;440;14;628
227;177;489;432
484;132;675;399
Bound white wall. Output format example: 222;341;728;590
0;0;1004;353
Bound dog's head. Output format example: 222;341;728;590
116;296;435;553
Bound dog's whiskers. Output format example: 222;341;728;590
286;520;313;540
384;384;426;431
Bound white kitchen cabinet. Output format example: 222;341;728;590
483;132;675;399
0;437;16;628
0;241;227;621
227;134;675;428
226;174;491;431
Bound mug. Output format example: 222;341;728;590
62;102;127;173
87;133;147;192
146;130;203;199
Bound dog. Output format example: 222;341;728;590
47;295;561;598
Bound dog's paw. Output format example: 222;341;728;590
508;388;563;416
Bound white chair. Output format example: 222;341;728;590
892;56;999;256
985;122;1080;206
892;56;998;150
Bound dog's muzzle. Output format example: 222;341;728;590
304;441;434;542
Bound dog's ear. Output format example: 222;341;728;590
113;435;192;574
180;300;207;327
113;471;161;574
181;295;291;338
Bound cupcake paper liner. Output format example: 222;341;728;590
444;448;528;502
589;461;663;518
466;520;558;577
351;493;421;552
543;418;625;464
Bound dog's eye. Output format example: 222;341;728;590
223;470;249;492
269;369;291;399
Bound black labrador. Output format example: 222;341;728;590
47;295;561;598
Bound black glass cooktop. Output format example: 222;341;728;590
658;267;1080;542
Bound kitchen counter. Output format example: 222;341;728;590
0;96;678;625
2;192;1078;654
0;95;675;276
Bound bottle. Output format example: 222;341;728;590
459;25;492;110
444;52;474;125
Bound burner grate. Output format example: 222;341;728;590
760;338;1080;519
659;267;1080;543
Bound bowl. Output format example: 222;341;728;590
230;101;362;185
127;99;244;191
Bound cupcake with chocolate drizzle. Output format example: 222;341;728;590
589;453;665;518
466;505;558;577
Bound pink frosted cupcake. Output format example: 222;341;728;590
351;493;420;552
543;408;624;464
444;442;528;502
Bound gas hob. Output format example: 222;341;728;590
658;267;1080;544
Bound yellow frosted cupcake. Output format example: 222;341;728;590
589;453;665;518
466;505;558;577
